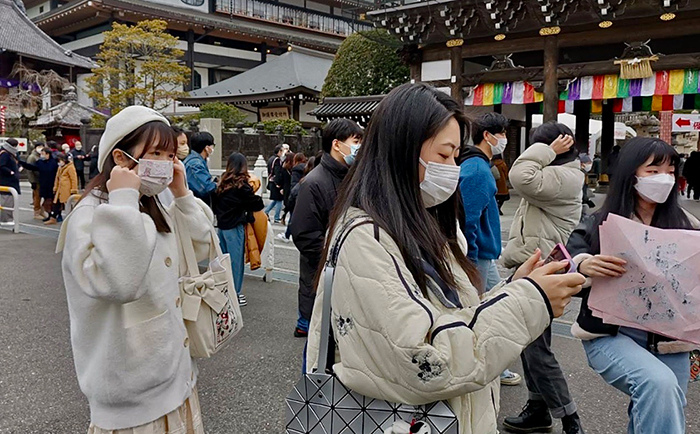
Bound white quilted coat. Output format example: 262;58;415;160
502;143;584;269
306;208;553;434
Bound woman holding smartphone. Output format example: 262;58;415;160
305;83;585;434
567;137;698;434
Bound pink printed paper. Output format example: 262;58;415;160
589;214;700;345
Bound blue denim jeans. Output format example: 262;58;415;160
296;310;309;332
476;258;501;292
583;327;689;434
218;225;245;295
265;200;283;222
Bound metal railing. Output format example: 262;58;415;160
216;0;373;36
0;186;20;233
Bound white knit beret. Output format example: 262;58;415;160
97;106;170;172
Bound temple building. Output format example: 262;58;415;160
368;0;700;166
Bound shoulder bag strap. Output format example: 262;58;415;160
173;206;221;277
316;216;374;373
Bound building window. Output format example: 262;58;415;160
39;5;44;12
193;70;202;90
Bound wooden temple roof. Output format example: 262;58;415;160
368;0;700;48
0;0;94;69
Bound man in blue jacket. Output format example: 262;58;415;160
184;131;217;207
459;112;520;386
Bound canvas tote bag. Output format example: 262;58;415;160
174;209;243;358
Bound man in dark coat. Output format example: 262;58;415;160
0;139;21;222
265;145;286;223
290;118;363;338
70;141;88;190
21;147;58;221
683;150;700;200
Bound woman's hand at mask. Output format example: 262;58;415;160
550;134;575;155
169;159;189;198
107;165;141;193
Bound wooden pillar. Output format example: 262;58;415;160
185;29;195;92
450;44;463;102
543;36;559;122
292;98;301;122
410;63;421;82
574;99;591;154
601;100;615;171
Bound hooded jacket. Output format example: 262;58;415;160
290;153;348;321
458;146;501;262
502;143;584;269
306;208;553;434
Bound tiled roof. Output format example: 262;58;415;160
309;95;384;117
182;46;334;104
0;0;95;69
30;91;107;128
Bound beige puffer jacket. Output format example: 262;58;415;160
306;208;553;434
502;143;584;269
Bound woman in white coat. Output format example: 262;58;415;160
58;106;213;434
305;83;585;434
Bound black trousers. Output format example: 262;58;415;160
520;325;578;418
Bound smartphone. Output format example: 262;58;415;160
544;243;576;274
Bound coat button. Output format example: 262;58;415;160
165;257;172;267
184;337;189;347
175;297;181;308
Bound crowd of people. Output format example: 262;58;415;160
0;138;97;225
3;82;695;434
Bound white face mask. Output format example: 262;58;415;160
583;163;593;173
635;174;675;204
123;151;174;197
419;158;461;208
488;133;508;156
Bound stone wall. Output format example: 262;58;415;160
80;120;323;167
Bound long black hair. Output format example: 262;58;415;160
321;83;481;295
592;137;692;250
218;152;249;193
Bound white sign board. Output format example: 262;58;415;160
672;114;700;132
614;122;627;140
146;0;207;12
0;137;28;152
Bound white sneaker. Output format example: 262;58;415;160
237;294;247;306
500;369;522;386
276;233;291;243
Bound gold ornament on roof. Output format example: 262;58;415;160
539;26;561;36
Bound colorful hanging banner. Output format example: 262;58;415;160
465;69;700;107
